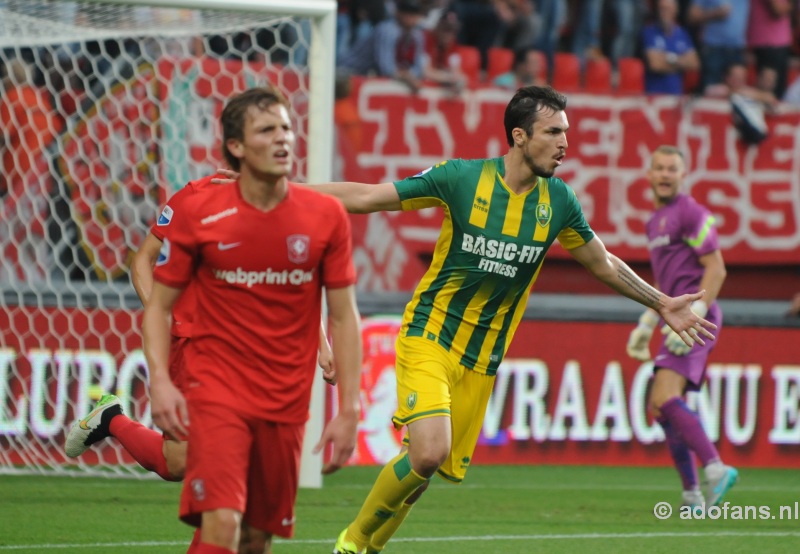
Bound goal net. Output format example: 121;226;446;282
0;0;335;481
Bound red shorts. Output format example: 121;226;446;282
179;400;305;538
168;335;190;393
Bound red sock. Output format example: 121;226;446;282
109;415;175;481
192;544;235;554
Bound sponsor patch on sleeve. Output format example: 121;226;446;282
156;238;170;266
412;160;447;178
157;205;174;226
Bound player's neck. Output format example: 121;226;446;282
238;173;288;211
503;152;539;195
654;193;678;210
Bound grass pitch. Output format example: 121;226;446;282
1;465;798;553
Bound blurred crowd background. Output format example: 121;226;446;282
0;0;799;309
334;0;800;105
3;0;800;126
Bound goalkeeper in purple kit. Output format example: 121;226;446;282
626;145;736;509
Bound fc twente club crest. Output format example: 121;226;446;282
287;234;310;264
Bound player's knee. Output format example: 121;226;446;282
164;440;187;481
409;448;448;478
165;455;186;481
648;395;664;417
649;390;679;413
202;509;242;547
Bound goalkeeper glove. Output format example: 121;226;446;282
661;324;693;356
626;309;659;361
690;299;708;318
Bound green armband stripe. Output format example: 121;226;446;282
686;215;715;247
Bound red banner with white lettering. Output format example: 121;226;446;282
348;316;800;469
23;61;798;288
339;81;800;291
1;309;798;469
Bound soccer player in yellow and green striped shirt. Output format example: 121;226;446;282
316;85;717;554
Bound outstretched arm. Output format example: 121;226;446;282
569;236;716;345
211;168;402;214
303;181;402;214
213;169;403;215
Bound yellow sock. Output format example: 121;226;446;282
367;502;414;552
344;452;427;549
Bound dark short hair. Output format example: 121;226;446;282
220;86;289;171
503;86;568;146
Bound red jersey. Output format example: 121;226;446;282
151;176;218;338
153;181;356;423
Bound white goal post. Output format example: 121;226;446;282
0;0;336;487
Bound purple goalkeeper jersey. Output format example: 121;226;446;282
648;194;722;388
646;193;719;298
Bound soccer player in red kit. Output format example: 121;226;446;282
65;174;337;486
143;87;362;554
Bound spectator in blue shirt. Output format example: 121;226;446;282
688;0;749;91
642;0;700;95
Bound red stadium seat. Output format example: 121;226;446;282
532;50;548;84
551;52;581;91
584;57;612;93
616;57;644;94
486;47;514;83
455;45;481;87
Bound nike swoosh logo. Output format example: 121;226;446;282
218;242;241;251
78;406;106;430
281;517;296;526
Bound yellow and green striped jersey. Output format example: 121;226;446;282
394;157;595;375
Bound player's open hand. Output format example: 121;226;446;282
658;290;717;348
314;411;358;475
210;168;239;184
149;376;189;441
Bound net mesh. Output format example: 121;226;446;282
0;0;317;476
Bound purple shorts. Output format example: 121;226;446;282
652;303;722;391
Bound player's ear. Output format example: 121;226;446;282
512;127;526;147
225;138;244;160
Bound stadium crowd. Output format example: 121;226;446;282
333;0;800;103
1;0;799;293
2;0;800;135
